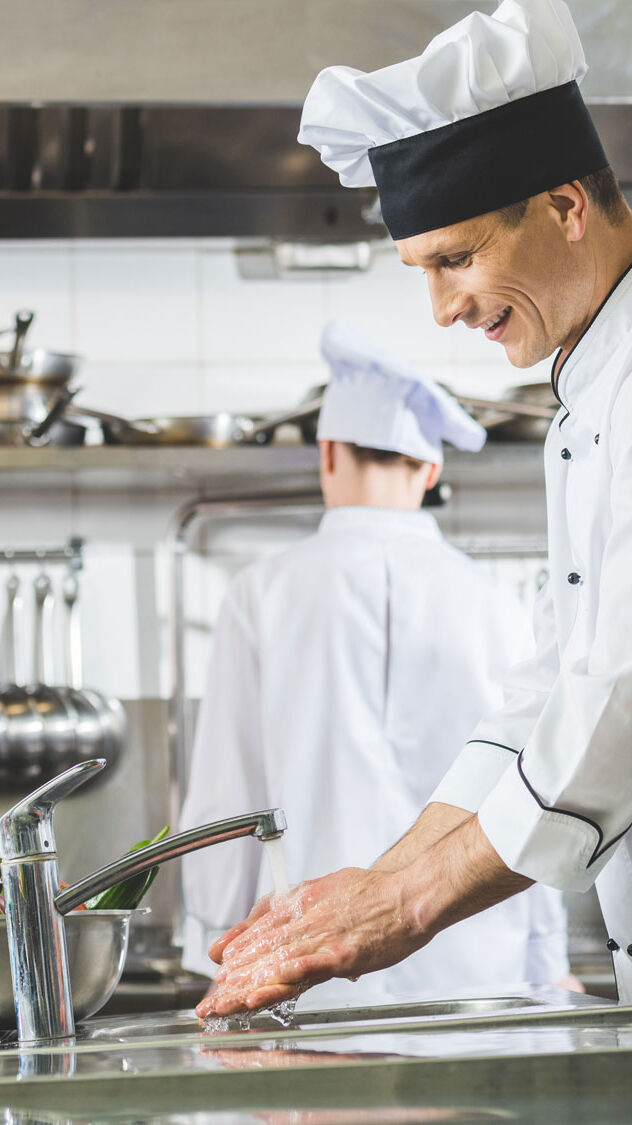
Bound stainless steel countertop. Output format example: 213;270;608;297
0;986;630;1122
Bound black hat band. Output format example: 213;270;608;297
368;80;608;240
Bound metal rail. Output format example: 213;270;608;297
0;538;84;569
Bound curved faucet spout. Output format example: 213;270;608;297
55;808;287;914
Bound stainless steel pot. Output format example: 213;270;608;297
0;310;85;446
0;310;80;386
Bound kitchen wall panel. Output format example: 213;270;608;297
74;243;200;364
200;248;326;365
0;241;74;351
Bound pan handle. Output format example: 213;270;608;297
243;395;325;442
23;385;80;445
454;393;557;421
65;404;159;436
9;310;35;371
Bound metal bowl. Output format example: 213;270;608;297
0;909;146;1028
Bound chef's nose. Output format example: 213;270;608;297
428;276;472;328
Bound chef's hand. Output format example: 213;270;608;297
196;866;422;1017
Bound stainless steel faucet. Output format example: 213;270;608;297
0;758;286;1043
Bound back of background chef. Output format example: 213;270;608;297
180;321;570;1003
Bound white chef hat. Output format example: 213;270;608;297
317;322;486;465
298;0;608;240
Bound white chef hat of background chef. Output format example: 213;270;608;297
318;322;486;465
298;0;609;240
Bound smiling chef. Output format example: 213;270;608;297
198;0;632;1018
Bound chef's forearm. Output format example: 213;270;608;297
402;813;533;941
372;802;472;872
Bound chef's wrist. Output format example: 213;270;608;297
402;814;531;942
385;864;443;948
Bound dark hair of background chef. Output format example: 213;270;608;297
347;444;425;470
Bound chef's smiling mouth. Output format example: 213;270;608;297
473;306;512;341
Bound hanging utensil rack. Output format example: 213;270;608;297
0;538;84;570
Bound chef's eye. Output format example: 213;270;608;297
445;255;471;269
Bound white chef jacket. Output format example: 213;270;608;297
432;264;632;997
180;506;568;1000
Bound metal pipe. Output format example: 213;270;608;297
0;539;84;568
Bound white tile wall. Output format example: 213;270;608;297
0;242;74;352
0;236;553;420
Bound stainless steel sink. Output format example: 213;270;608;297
0;989;628;1123
60;985;610;1045
266;994;544;1025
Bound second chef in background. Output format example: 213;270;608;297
180;322;572;1004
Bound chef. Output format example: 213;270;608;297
181;320;572;1004
200;0;632;1019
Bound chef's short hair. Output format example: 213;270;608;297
500;166;627;228
346;443;426;471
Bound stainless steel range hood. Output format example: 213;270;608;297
0;105;382;240
0;0;629;240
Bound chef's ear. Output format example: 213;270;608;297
546;181;589;244
426;462;441;490
318;439;336;475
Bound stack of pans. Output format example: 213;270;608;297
0;310;85;446
0;569;125;787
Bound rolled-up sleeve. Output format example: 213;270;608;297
480;381;632;892
431;575;560;812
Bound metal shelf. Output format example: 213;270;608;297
0;440;544;488
0;440;548;546
0;443;322;493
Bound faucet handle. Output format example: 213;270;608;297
0;759;106;862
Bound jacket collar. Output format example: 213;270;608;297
553;262;632;413
319;505;442;540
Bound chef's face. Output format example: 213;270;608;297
396;186;592;368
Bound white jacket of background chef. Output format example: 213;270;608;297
180;506;569;1002
433;265;632;1001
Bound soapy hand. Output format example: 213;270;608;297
196;866;423;1018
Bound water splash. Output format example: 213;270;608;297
203;1009;253;1033
268;998;297;1027
202;998;298;1034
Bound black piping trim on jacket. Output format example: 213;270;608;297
517;749;632;868
550;260;632;429
466;738;519;755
